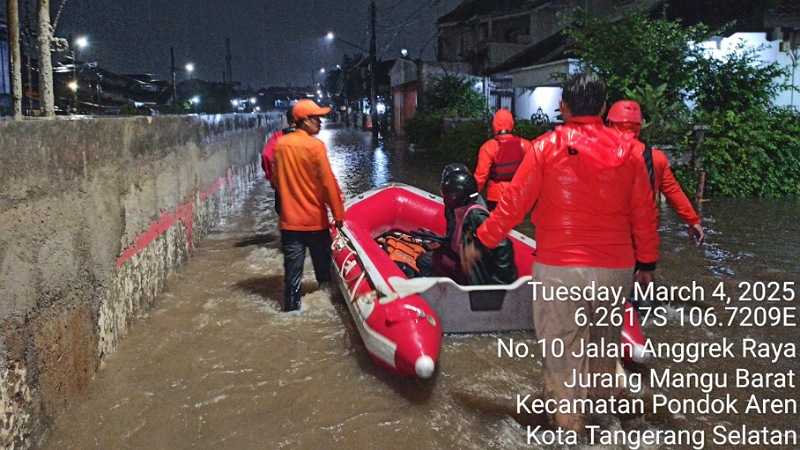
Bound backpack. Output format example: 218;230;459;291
643;143;655;195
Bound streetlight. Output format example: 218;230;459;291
326;19;378;142
71;35;88;113
186;63;195;79
324;32;368;53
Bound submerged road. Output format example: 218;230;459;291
41;125;799;449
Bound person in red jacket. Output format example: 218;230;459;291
273;99;345;312
606;100;704;246
466;73;659;433
262;107;296;215
473;109;532;210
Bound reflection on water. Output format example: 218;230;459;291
41;126;799;449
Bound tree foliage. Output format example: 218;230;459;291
563;7;714;105
424;75;488;119
676;108;800;198
623;83;692;146
691;42;789;113
564;7;799;197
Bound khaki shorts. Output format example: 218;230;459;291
532;262;633;427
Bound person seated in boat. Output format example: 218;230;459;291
415;164;488;282
440;171;517;285
439;163;487;247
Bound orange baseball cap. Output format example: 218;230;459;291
292;99;331;121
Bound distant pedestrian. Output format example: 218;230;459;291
473;109;532;210
272;99;345;312
606;100;704;246
262;107;296;215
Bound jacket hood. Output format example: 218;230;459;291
493;109;514;134
557;116;635;171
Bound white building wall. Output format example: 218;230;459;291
698;32;798;109
514;86;561;121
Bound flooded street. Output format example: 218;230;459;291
40;125;799;449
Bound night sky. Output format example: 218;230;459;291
3;0;461;88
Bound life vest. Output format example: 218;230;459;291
489;136;524;182
377;232;428;276
451;203;489;258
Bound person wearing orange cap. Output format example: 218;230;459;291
473;109;532;210
273;99;345;312
606;100;704;247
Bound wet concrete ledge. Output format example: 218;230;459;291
0;112;282;447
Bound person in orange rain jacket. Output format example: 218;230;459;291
473;109;533;210
465;73;659;434
262;107;296;215
606;100;704;246
273;99;345;312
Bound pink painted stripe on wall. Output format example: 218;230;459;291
115;170;234;269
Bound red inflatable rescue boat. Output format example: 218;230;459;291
330;184;647;378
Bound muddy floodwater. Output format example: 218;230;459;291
40;125;799;449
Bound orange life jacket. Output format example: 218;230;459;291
490;136;524;181
377;232;427;274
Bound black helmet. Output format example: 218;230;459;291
285;106;295;124
441;171;479;209
441;163;470;183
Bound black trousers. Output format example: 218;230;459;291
281;229;332;311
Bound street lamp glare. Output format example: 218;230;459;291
186;63;194;73
68;81;78;92
75;36;88;49
401;48;408;57
191;96;200;104
320;68;325;73
326;32;334;40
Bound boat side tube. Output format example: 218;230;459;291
331;225;442;379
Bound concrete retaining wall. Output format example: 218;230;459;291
0;112;282;447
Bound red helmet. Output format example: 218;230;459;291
607;100;642;125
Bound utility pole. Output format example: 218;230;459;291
37;0;55;117
171;47;177;111
7;0;23;119
369;1;378;142
225;37;233;85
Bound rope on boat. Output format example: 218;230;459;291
334;234;368;302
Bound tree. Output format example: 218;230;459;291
691;41;789;113
424;74;487;119
564;6;800;198
563;7;715;105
